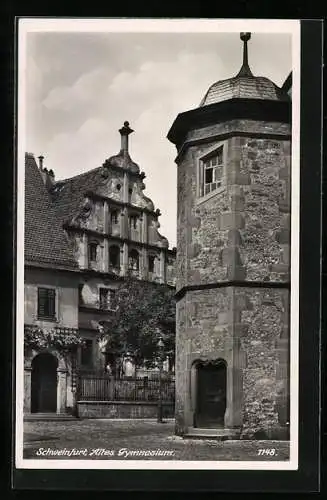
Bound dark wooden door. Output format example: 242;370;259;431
196;362;226;428
31;353;58;413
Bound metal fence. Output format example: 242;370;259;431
77;375;175;403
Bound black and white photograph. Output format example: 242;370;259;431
15;18;302;471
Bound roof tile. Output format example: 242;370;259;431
24;154;78;269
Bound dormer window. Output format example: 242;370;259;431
200;145;225;198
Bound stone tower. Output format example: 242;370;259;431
168;33;291;439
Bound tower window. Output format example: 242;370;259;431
201;146;224;197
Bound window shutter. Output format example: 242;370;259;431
38;288;47;318
47;288;56;318
38;288;56;319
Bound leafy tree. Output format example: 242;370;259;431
99;277;176;375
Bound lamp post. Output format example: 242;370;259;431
157;335;165;423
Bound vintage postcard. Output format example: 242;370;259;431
15;18;304;476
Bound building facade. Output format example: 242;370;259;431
24;154;80;415
168;33;291;438
24;123;176;415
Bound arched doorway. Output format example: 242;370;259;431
195;360;227;428
31;352;58;413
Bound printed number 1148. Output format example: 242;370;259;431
257;449;276;456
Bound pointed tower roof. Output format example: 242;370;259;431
200;33;289;107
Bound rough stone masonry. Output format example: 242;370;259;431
168;34;291;439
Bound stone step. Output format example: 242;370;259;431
184;427;241;440
24;413;78;422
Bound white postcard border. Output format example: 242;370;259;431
15;17;301;471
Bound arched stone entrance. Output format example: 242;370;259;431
31;352;58;413
195;359;227;428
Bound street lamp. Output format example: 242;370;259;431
157;335;165;423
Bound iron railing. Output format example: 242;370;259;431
77;374;175;403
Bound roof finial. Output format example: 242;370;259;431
119;121;134;153
236;32;253;77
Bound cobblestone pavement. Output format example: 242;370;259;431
23;419;290;461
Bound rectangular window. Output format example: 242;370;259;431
89;242;98;262
148;255;155;273
78;284;84;304
201;146;224;197
99;287;115;310
81;339;93;367
37;287;56;320
129;215;138;230
111;210;119;225
205;167;213;184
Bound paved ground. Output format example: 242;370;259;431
24;419;290;461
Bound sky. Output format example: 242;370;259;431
25;29;292;248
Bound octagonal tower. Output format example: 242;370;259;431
168;33;291;439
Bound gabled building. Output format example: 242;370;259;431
24;123;176;415
24;153;80;415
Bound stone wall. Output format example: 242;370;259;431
77;401;174;419
237;287;289;438
175;286;289;438
175;119;291;438
176;121;291;292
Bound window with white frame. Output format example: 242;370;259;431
200;145;224;197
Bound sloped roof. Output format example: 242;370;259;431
200;76;289;107
281;72;292;95
200;34;290;108
51;166;105;227
24;154;78;269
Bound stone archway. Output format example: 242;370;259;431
31;352;58;413
194;359;227;428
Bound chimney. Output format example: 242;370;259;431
38;155;55;191
48;169;55;183
38;155;44;170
